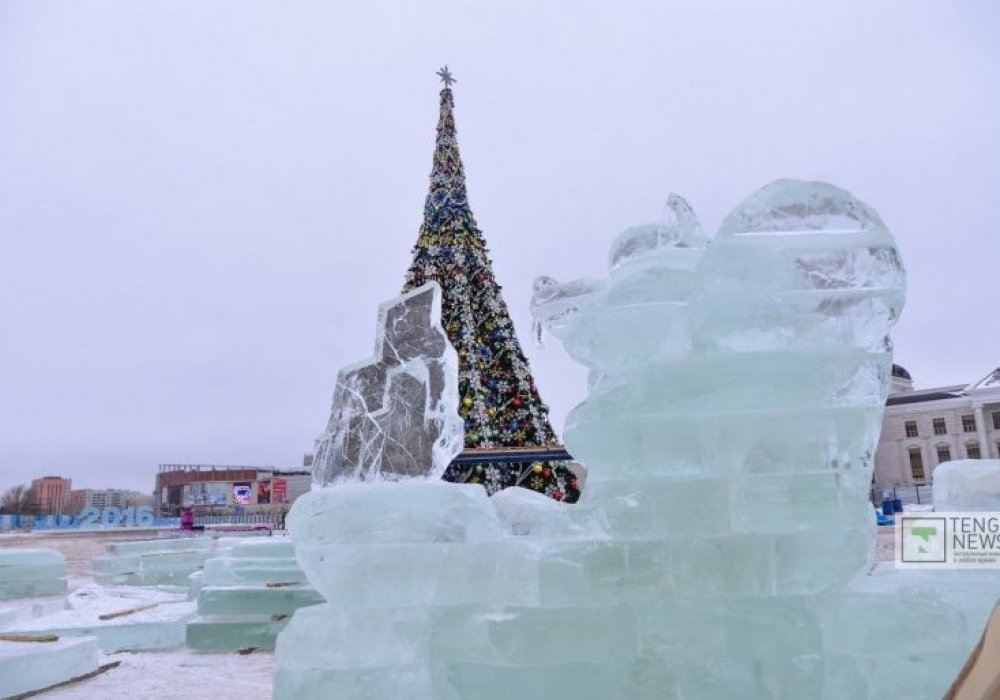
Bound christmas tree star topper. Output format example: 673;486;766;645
436;65;456;88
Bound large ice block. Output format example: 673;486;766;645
933;459;1000;512
312;282;464;485
0;636;99;697
0;548;67;600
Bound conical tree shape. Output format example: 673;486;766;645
403;77;578;502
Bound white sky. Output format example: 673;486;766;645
1;1;997;493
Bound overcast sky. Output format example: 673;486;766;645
1;1;997;493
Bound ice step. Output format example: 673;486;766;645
105;536;213;556
0;636;99;698
0;578;68;600
186;614;290;650
228;540;297;558
7;585;197;651
197;585;324;616
201;557;304;586
0;549;67;600
0;548;65;569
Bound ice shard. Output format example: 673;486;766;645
312;282;464;485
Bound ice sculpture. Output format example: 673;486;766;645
933;460;1000;512
274;180;994;699
312;282;464;484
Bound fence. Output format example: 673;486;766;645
193;511;285;528
870;483;932;507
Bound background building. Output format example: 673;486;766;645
874;366;1000;491
154;464;311;516
68;488;153;513
29;476;71;515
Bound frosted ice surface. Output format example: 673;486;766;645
312;282;464;485
0;635;99;698
933;459;1000;512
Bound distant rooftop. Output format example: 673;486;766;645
886;385;966;406
157;464;276;473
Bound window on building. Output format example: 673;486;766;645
936;445;952;464
993;411;1000;430
905;420;919;438
909;447;925;481
962;414;977;432
933;417;947;435
967;442;982;460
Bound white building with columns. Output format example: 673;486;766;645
874;365;1000;489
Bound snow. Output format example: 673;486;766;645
44;648;274;699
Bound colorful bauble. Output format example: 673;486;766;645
531;463;543;475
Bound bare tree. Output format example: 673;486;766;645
0;484;37;514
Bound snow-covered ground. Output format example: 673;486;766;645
45;647;274;699
1;530;275;699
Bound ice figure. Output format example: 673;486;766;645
275;181;995;699
530;194;707;374
312;282;465;484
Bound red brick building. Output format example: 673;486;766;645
30;476;72;515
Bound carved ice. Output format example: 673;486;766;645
275;181;995;699
312;282;464;485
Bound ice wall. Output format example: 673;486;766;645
274;181;992;699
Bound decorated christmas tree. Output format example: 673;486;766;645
402;68;579;502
